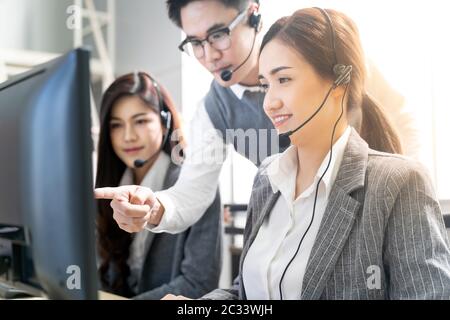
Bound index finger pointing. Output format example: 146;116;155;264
94;187;119;200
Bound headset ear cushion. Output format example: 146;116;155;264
333;64;346;77
161;110;172;130
333;64;352;86
249;12;261;30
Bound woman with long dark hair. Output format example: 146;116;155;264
95;71;222;299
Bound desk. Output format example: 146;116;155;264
98;290;128;300
0;290;128;300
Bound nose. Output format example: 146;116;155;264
124;124;137;142
263;93;283;116
203;41;221;64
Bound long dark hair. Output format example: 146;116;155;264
260;8;403;154
95;72;184;296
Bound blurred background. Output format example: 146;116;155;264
1;0;449;288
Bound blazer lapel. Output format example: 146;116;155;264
239;175;281;299
138;162;180;290
301;129;368;299
244;188;280;256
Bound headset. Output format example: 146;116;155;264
133;72;172;168
277;7;352;299
278;8;352;147
220;7;262;82
249;8;262;31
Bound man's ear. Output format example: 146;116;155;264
257;19;263;33
248;1;259;13
248;2;262;32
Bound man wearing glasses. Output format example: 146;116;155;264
95;0;281;235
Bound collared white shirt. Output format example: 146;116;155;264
243;126;351;300
121;152;171;292
150;83;264;234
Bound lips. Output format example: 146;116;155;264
123;146;144;154
211;65;232;74
271;114;293;128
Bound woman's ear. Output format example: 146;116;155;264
161;125;169;146
331;85;350;112
331;85;346;99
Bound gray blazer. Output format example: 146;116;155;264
203;129;450;300
130;162;222;300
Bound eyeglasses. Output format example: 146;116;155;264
178;10;247;59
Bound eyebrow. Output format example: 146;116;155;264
110;113;149;121
207;23;226;34
258;66;293;80
186;23;226;40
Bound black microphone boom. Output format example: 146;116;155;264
278;85;335;146
134;159;148;168
133;117;172;169
220;29;257;82
220;70;233;82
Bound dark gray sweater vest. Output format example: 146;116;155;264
205;81;287;166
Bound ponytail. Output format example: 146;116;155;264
358;92;403;154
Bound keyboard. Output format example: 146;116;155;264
0;282;34;299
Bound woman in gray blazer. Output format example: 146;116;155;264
95;72;221;299
173;8;449;300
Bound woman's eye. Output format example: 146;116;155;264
135;119;149;125
110;123;121;129
279;77;291;84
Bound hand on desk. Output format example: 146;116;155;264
95;186;164;233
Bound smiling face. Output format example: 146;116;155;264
259;39;346;148
109;95;164;169
180;0;260;86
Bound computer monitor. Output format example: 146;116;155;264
0;48;98;299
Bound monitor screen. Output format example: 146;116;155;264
0;48;98;299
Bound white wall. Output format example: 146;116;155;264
115;0;182;110
0;0;183;111
0;0;72;52
0;0;28;49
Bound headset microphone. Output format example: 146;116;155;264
277;85;335;147
133;73;172;169
220;69;233;82
134;112;172;169
134;159;147;168
220;10;261;82
277;8;352;300
220;31;257;82
277;65;351;147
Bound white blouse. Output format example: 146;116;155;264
243;127;351;300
